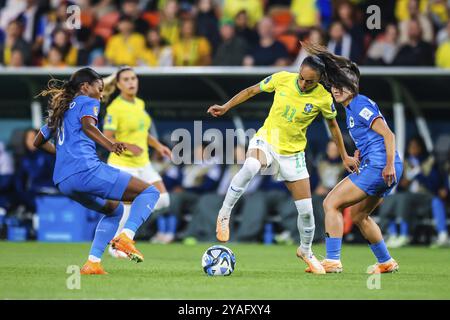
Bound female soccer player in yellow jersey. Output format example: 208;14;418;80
207;44;360;274
102;67;172;258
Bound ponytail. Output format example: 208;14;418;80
301;42;360;94
101;72;118;104
36;67;102;131
37;78;77;131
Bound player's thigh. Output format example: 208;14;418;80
350;196;383;223
121;176;151;202
284;178;311;200
247;148;269;168
57;172;119;215
247;137;274;169
323;177;368;212
278;152;309;186
69;192;119;215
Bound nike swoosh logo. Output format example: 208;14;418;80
146;204;153;210
230;186;240;193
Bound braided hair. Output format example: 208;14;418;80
38;67;102;130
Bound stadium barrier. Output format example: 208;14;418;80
1;66;449;156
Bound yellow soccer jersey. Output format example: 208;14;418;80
104;96;152;168
256;71;336;155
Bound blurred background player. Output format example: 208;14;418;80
207;43;359;274
34;67;160;274
102;66;172;257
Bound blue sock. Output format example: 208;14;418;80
124;185;160;233
432;197;448;234
167;214;177;234
325;237;342;260
388;221;398;236
400;220;409;236
369;239;392;263
89;202;124;259
156;215;167;233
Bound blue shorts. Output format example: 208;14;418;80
349;161;403;198
57;163;132;206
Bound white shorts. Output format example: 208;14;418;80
108;163;162;184
248;136;310;182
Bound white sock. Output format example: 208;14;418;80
438;231;448;242
295;198;315;256
220;157;261;217
153;192;170;212
88;255;101;263
122;228;136;239
114;204;131;237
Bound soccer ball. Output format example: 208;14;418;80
201;245;236;276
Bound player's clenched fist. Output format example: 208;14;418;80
207;104;228;117
110;142;127;155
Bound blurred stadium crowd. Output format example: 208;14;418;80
0;0;450;68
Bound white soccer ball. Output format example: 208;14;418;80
201;245;236;276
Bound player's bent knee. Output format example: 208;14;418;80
243;157;263;176
102;200;123;216
322;196;335;213
323;196;344;215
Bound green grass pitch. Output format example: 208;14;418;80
0;242;449;299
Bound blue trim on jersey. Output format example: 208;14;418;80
40;124;52;141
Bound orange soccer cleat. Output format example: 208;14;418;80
216;215;230;243
80;260;108;275
305;259;343;273
296;248;326;274
367;258;399;274
110;233;144;263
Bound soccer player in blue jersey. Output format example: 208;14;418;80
33;68;160;275
304;45;403;274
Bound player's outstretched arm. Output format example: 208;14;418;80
33;131;56;155
326;118;360;173
207;83;262;117
81;117;126;155
103;129;143;156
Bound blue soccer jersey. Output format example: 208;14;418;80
40;95;102;184
345;94;401;167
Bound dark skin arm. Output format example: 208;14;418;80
326;118;360;173
207;83;262;117
82;117;126;155
33;131;56;155
104;129;142;156
103;130;172;158
148;134;172;158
